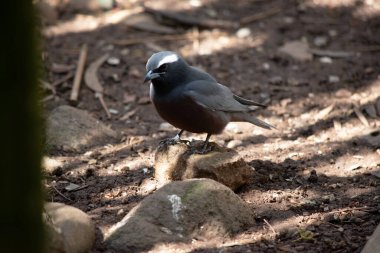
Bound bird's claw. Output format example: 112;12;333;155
190;145;212;154
159;134;188;147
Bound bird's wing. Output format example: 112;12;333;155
233;94;266;107
183;80;250;112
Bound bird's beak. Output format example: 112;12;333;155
143;70;160;83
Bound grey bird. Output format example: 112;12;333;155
144;51;274;152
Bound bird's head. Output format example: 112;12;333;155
143;51;188;85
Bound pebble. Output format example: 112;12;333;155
320;56;333;64
226;139;243;149
313;36;328;47
328;75;340;83
109;108;119;115
236;27;251;38
107;57;120;66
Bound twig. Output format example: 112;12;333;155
354;107;369;127
113;34;196;46
240;5;282;25
51;185;72;201
96;93;111;118
310;48;355;58
70;44;88;103
67;184;89;192
263;219;277;234
84;53;111;118
144;6;238;29
53;72;74;86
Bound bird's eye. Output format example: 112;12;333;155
157;63;168;72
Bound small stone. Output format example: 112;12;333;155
376;98;380;116
111;73;120;82
236;27;251;38
269;76;283;85
320;56;333;64
313;36;328;47
328;29;338;37
159;122;175;132
335;89;351;98
226;139;243;149
117;209;124;215
364;104;378;118
278;40;313;61
109;108;119;115
262;62;270;70
65;183;80;191
44;202;95;253
284;16;294;24
328;75;340;83
307;170;318;183
107;57;120;66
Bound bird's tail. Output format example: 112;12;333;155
230;113;275;130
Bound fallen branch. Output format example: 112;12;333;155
354;107;369;127
53;71;74;86
240;5;282;25
263;218;277;235
113;34;194;46
70;44;88;103
144;6;238;29
310;48;354;58
84;53;111;118
51;185;72;202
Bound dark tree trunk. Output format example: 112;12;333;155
0;2;44;253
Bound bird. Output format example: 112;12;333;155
144;51;274;152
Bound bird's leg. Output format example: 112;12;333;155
159;129;185;146
192;133;212;154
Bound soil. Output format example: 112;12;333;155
41;0;380;252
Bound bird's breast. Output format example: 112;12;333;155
150;86;228;134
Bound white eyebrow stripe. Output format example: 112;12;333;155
157;54;179;67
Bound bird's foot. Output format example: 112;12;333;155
159;134;188;147
190;145;213;154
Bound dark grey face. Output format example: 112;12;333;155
143;51;188;87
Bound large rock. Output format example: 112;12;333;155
154;141;254;190
44;202;96;253
362;222;380;253
104;179;255;252
46;105;118;152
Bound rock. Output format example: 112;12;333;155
46;105;118;152
154;142;254;190
319;56;332;64
328;75;340;83
278;40;313;61
313;36;328;47
236;27;251;38
364;104;378;118
376;97;380;116
362;222;380;253
226;139;243;149
104;179;255;252
124;13;176;34
44;202;96;253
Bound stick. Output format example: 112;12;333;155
70;44;88;103
53;72;74;86
113;34;195;46
51;185;72;201
354;107;369;127
240;5;282;25
310;48;354;58
263;218;276;234
144;6;238;29
96;92;111;119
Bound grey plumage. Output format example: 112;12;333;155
144;51;274;151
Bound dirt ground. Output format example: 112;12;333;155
41;0;380;252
